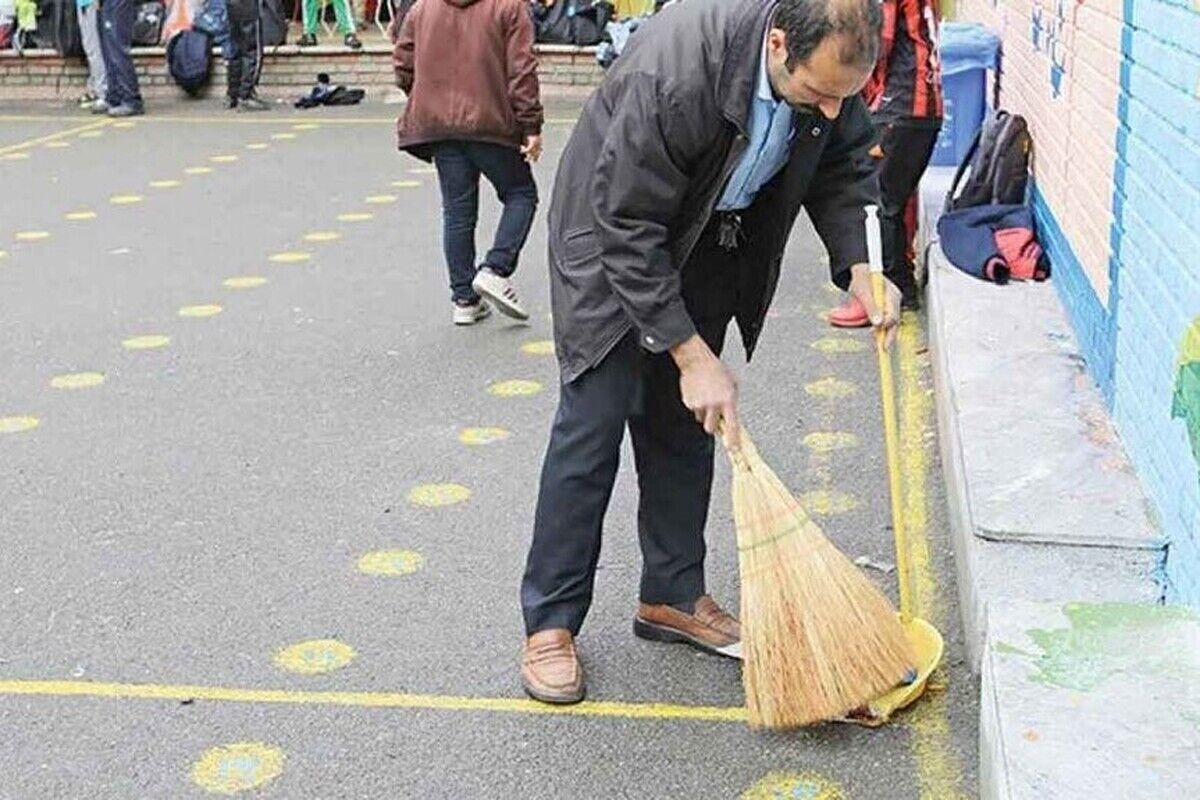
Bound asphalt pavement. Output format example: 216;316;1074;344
0;99;977;799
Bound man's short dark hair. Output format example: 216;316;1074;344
773;0;883;71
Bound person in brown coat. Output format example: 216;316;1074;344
393;0;544;325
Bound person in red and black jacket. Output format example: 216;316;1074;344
830;0;942;324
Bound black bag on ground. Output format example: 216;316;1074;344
132;0;165;46
533;0;613;46
166;28;212;96
261;0;287;46
34;0;82;56
946;109;1033;211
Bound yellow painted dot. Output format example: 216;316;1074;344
50;372;105;390
802;431;860;452
488;379;543;397
303;231;342;243
0;416;39;434
210;155;239;163
0;250;8;260
337;212;374;222
109;194;143;205
274;639;356;675
799;490;860;516
811;337;867;354
357;549;425;576
364;194;397;204
78;130;104;138
15;231;50;241
149;179;182;188
741;771;846;800
409;166;436;174
805;377;857;399
223;276;268;289
64;210;97;221
43;141;70;149
179;304;223;318
271;132;297;140
269;251;311;264
245;143;269;150
520;340;555;356
112;121;136;129
458;427;512;446
292;123;320;131
185;166;213;175
122;334;170;350
191;742;284;795
391;180;421;188
408;483;471;507
0;152;30;161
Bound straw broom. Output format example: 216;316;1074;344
726;431;914;727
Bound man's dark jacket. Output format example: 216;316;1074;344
547;0;880;382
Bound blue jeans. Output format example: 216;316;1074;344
431;141;538;305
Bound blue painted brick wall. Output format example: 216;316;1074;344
1111;0;1200;605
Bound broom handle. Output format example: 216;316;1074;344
866;206;916;624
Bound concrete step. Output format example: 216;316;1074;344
980;599;1200;799
919;166;1164;668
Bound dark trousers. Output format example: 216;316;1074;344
431;141;538;305
227;0;264;100
521;217;740;635
877;122;939;293
99;0;142;109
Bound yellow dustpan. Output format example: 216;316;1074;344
841;206;945;727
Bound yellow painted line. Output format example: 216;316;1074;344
895;314;968;800
0;679;747;723
64;210;98;221
0;151;31;161
0;119;110;156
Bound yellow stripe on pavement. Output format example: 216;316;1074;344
0;679;748;723
896;314;969;800
0;120;111;156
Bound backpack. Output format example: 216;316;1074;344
166;28;212;96
946;110;1032;211
260;0;286;46
936;109;1048;285
194;0;234;58
132;1;165;46
533;0;613;46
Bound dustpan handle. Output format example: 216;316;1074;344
866;206;917;624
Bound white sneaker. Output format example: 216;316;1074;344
471;267;529;321
453;300;492;326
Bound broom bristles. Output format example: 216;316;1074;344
730;432;913;728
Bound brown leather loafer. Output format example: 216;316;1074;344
634;595;743;659
521;629;585;705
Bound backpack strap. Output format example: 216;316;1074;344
944;120;987;213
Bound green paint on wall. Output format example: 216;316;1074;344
1172;325;1200;465
992;640;1035;657
1024;603;1198;692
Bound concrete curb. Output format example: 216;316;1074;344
917;167;1192;797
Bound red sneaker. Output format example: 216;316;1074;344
828;295;870;328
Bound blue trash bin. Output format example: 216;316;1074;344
932;23;1001;167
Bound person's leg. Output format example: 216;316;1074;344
431;143;482;305
628;218;735;608
468;142;538;279
330;0;356;35
301;0;320;36
878;123;939;307
240;4;264;100
225;11;246;103
78;4;108;101
521;334;642;636
98;0;123;107
100;0;142;111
